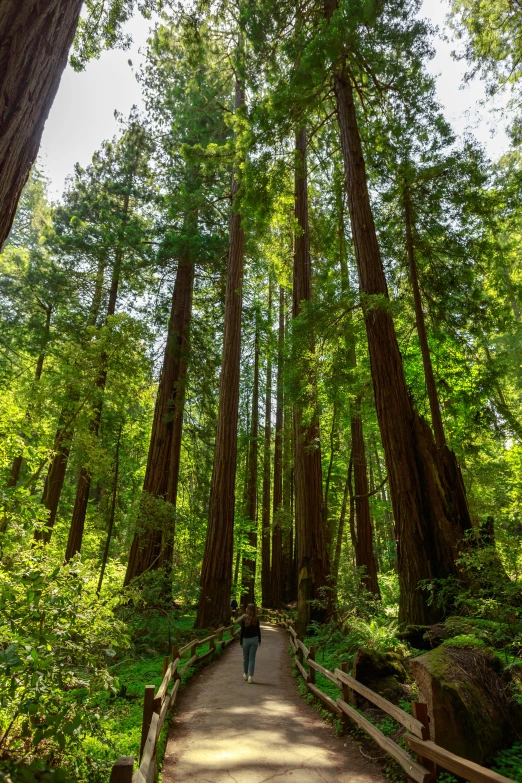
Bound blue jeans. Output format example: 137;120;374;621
242;637;259;676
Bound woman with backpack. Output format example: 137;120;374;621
240;603;261;683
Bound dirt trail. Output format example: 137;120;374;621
162;623;385;782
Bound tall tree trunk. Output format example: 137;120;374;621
241;322;259;606
271;286;285;608
333;69;471;624
97;423;122;594
0;1;83;249
292;126;331;635
65;246;123;562
351;409;380;596
195;79;245;629
261;289;273;607
124;252;194;585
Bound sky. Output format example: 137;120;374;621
38;0;512;198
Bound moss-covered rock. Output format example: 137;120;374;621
410;643;516;764
353;647;409;702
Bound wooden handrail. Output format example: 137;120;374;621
337;699;431;783
403;735;515;783
110;618;241;781
265;610;516;783
334;668;428;739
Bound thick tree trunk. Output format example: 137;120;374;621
261;289;273;607
351;410;380;596
124;253;194;585
0;0;83;249
293;126;331;635
195;80;245;629
334;70;471;624
270;286;285;608
241;323;259;606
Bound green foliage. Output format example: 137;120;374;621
492;741;522;782
0;537;130;777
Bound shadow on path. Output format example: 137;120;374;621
162;623;386;783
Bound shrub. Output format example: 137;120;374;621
0;542;130;775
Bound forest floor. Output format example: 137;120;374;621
162;622;385;782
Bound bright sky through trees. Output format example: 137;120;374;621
38;0;509;198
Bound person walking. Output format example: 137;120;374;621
240;603;261;683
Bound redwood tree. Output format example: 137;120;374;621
292;126;331;634
333;68;471;623
261;287;273;607
270;286;285;608
124;251;194;584
241;322;259;606
195;78;245;629
0;0;83;250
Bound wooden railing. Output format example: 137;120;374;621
264;609;514;783
109;621;241;783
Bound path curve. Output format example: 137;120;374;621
162;623;386;782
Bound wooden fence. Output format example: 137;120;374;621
109;621;241;783
264;609;515;783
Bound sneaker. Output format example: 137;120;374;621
243;673;248;681
248;675;253;684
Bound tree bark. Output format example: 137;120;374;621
124;252;194;585
293;126;331;635
0;0;83;249
195;79;245;629
241;322;259;606
333;69;471;624
261;287;273;607
270;286;285;608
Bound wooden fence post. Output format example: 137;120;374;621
110;757;134;783
190;636;197;658
210;628;216;651
162;655;170;678
140;685;155;761
412;702;436;780
217;628;223;643
339;662;356;707
309;645;317;685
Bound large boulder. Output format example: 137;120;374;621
410;639;516;764
353;647;409;702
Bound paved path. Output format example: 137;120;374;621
162;623;385;783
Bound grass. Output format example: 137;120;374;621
71;611;235;782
